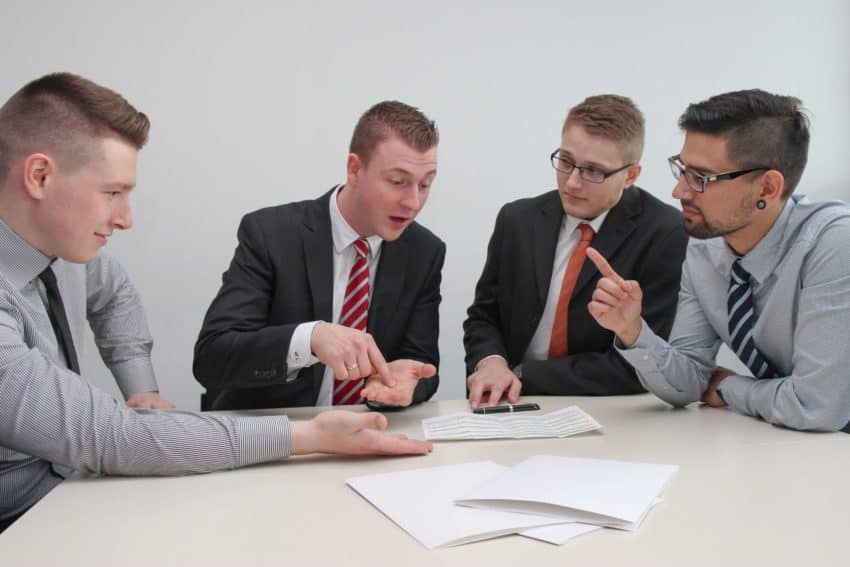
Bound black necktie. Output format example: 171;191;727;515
39;266;80;374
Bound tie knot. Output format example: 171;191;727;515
39;266;59;290
353;238;370;259
577;223;595;242
730;260;750;285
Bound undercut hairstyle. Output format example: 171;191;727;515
563;94;645;163
349;101;438;166
0;72;149;184
678;89;810;199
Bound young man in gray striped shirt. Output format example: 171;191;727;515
0;73;432;533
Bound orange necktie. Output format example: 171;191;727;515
548;223;595;359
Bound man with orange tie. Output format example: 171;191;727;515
463;95;688;408
194;101;444;410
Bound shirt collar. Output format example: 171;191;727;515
328;185;383;256
708;197;797;284
563;209;610;236
0;217;52;290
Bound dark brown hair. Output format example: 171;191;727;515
0;72;149;182
678;89;809;198
349;101;438;166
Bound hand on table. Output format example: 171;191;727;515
360;359;437;407
701;367;733;407
467;356;521;409
291;411;433;456
126;391;175;410
586;247;644;347
310;322;393;386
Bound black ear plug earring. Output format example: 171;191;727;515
757;200;766;210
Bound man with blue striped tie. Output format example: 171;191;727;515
585;89;850;432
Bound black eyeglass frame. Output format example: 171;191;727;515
550;149;634;184
668;155;771;193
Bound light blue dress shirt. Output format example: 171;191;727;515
618;196;850;432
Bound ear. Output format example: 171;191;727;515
760;169;785;204
346;153;363;187
21;153;53;200
623;163;642;188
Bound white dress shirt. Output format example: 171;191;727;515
523;210;609;363
286;185;383;405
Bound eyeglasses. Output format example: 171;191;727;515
668;155;770;193
550;150;633;184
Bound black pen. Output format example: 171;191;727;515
472;402;541;415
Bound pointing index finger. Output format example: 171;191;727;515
587;247;625;284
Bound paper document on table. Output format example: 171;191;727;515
347;462;565;549
456;455;678;531
519;498;662;545
519;522;601;545
421;405;601;441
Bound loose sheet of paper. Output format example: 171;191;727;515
421;406;602;441
456;455;678;531
346;462;565;549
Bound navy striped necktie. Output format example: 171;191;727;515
727;260;778;379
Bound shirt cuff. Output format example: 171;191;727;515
231;415;293;466
615;319;689;403
110;357;159;399
716;374;756;415
288;321;321;370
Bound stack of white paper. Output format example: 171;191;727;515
346;455;677;549
346;462;559;549
456;455;678;531
421;406;602;441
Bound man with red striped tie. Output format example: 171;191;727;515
194;101;444;411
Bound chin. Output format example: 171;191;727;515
62;248;99;264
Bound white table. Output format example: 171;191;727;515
1;395;848;566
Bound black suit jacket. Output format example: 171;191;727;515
463;187;687;395
194;188;445;410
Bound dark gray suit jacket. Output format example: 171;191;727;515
194;189;445;410
463;187;688;395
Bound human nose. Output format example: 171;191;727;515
564;166;583;188
112;198;133;230
671;174;692;200
400;186;423;211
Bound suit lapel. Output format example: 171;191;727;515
369;236;407;346
533;192;565;306
573;188;640;298
303;190;335;326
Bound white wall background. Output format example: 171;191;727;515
2;0;848;409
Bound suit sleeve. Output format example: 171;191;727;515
463;206;511;375
193;214;299;392
521;223;689;395
398;241;446;405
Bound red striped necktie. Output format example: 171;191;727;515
333;238;370;405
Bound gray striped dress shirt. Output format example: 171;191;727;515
0;219;292;521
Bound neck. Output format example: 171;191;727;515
724;204;783;256
336;185;371;238
0;190;48;256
